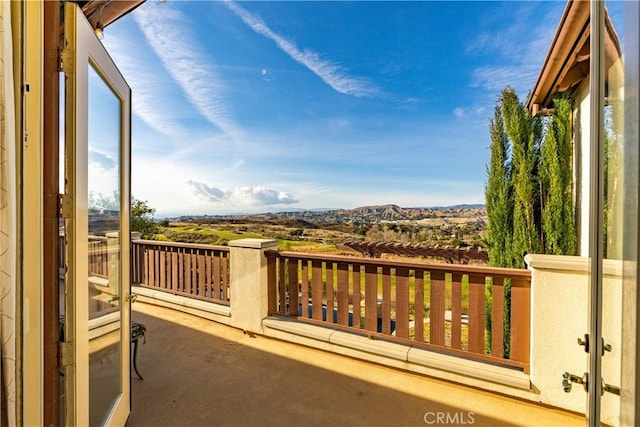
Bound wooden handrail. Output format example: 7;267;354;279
132;240;230;305
132;239;229;252
266;250;531;372
266;250;531;279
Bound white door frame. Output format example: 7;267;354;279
62;3;132;425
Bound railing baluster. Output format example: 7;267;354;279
430;270;446;346
381;267;391;335
364;265;377;332
142;245;149;285
395;267;410;339
414;269;425;342
183;249;191;295
205;251;212;300
352;264;361;329
213;253;221;301
336;262;349;325
509;277;531;370
468;274;486;354
312;261;323;321
159;247;167;290
222;252;229;301
177;249;184;293
190;251;197;296
451;273;463;350
279;257;287;315
288;259;299;316
148;246;156;287
301;261;309;318
267;254;277;314
197;251;206;298
325;262;335;323
171;249;178;294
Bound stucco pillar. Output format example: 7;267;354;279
229;238;278;334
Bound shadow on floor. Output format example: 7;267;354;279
126;304;581;427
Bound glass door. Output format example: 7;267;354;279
588;1;637;425
62;3;132;426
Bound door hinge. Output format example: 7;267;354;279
60;194;73;218
60;45;74;74
59;341;75;367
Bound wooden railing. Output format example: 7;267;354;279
58;234;110;278
131;240;231;305
88;236;109;278
266;251;531;372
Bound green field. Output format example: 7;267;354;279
156;223;339;253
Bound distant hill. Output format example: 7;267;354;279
174;203;486;226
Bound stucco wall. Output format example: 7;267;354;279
526;254;621;426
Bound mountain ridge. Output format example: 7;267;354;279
173;203;486;225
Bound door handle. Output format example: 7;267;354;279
562;372;588;393
562;372;620;396
126;293;138;303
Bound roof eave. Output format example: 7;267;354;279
527;1;590;113
527;1;623;114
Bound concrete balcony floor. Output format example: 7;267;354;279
127;303;583;427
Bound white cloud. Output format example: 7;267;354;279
188;181;227;202
466;3;562;97
103;32;189;138
453;107;465;119
132;2;240;138
188;180;300;206
89;149;116;170
223;1;379;98
470;66;540;95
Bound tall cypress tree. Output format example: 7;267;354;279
485;105;513;356
485;105;513;267
540;94;576;255
486;87;570;357
500;87;542;267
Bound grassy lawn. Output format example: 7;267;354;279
157;223;338;252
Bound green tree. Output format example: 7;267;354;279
485;105;513;356
132;198;158;239
485;105;513;268
540;94;576;255
485;87;576;357
501;87;543;266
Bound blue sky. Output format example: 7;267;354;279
102;1;572;217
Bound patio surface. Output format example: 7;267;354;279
127;302;583;427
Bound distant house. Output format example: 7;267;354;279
526;0;623;258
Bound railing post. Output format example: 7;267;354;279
228;238;278;334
